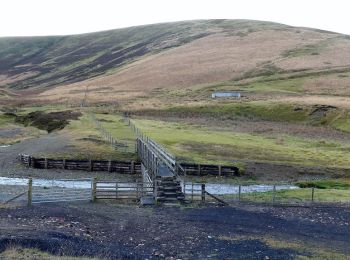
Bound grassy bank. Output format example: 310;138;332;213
59;113;136;160
219;235;350;260
225;188;350;203
0;247;95;259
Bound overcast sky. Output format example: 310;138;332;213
0;0;349;37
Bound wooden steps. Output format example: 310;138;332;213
155;177;185;203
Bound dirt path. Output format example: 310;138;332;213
0;134;137;181
0;203;349;259
0;133;71;177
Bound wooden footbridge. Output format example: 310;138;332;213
137;137;185;203
124;117;185;203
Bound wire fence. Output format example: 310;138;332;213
1;179;349;207
184;183;350;206
0;184;28;206
89;113;135;153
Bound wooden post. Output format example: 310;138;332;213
238;185;241;202
89;159;93;172
130;161;135;174
62;159;66;169
28;178;33;206
44;158;48;169
28;156;31;168
218;165;222;176
311;187;315;202
201;184;206;203
108;160;112;172
191;183;194;202
272;185;276;204
183;182;186;199
198;164;201;176
91;178;97;202
115;182;118;199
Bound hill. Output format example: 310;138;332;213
0;20;350;184
0;19;349;109
0;20;288;90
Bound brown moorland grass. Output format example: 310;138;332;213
276;38;350;71
278;95;350;109
302;73;350;96
37;29;336;103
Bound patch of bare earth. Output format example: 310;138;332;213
0;203;349;258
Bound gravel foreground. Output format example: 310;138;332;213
0;202;349;259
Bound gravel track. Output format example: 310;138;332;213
0;203;349;259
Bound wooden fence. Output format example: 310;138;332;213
19;154;140;174
181;163;239;176
30;178;92;204
92;180;154;200
18;154;239;177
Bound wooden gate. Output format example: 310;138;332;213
94;181;154;200
30;178;92;204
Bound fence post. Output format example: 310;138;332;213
218;165;222;176
91;178;97;202
89;159;93;172
131;161;135;174
238;185;241;202
28;178;33;206
28;156;31;168
62;159;66;169
191;183;194;202
108;160;112;172
183;182;186;199
311;187;315;203
198;164;201;176
272;185;276;204
201;184;206;203
44;158;48;169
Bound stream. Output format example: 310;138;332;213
0;177;298;195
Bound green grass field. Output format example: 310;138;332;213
132;118;350;168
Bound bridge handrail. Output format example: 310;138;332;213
147;139;176;166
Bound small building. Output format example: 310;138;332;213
211;92;241;99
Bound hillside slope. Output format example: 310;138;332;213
0;19;350;111
40;28;350;104
0;20;287;90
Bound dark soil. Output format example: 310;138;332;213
0;203;349;259
15;111;82;133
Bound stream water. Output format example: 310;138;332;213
0;177;298;195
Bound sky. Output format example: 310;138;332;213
0;0;349;37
